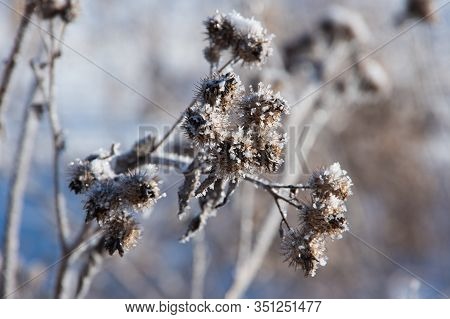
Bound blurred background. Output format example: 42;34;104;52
0;0;449;298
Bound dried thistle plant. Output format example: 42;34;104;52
66;10;355;285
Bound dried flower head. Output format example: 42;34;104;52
182;102;228;146
83;169;160;224
117;171;160;209
280;162;353;276
227;11;273;65
183;76;288;182
68;159;96;194
204;11;273;66
196;72;243;110
301;195;349;239
406;0;436;22
309;162;353;201
281;228;327;277
204;12;235;51
319;6;370;44
103;212;141;257
255;132;286;173
239;83;289;129
356;59;392;95
36;0;80;23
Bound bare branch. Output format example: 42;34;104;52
0;82;43;298
47;20;70;252
190;231;208;298
234;183;255;273
0;0;36;133
74;242;105;298
54;227;102;298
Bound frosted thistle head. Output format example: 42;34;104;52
117;171;160;209
36;0;80;23
103;212;141;257
196;72;243;110
68;159;96;194
309;162;353;201
204;11;274;67
301;195;349;239
406;0;436;23
281;228;327;277
319;6;371;44
239;83;289;129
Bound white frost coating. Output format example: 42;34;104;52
90;158;115;179
226;11;265;37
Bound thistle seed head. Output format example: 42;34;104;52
204;12;235;51
197;72;243;110
302;195;349;239
103;212;141;257
83;170;160;225
309;162;353;201
117;171;160;209
319;6;371;44
281;228;327;277
406;0;436;22
239;83;289;129
68;159;96;194
204;11;273;66
36;0;80;23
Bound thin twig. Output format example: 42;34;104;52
54;227;102;298
0;78;43;298
74;243;104;298
235;183;255;272
244;175;304;210
244;175;309;190
47;20;70;252
113;151;192;175
217;57;236;73
151;112;187;153
274;198;292;231
0;0;36;133
190;231;208;298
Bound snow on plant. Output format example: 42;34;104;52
65;11;354;278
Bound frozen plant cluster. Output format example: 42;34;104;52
182;72;289;185
281;163;353;276
66;10;354;279
68;154;161;256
